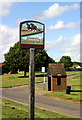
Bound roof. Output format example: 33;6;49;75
0;62;3;67
72;65;80;68
47;63;66;77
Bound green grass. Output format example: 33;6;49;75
1;98;80;119
1;72;47;88
36;75;81;102
67;76;80;86
1;71;81;88
44;90;80;102
36;84;48;91
66;71;81;76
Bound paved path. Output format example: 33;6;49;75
1;85;81;118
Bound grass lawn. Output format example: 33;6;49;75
66;71;81;76
1;72;47;88
1;98;81;120
36;75;81;103
0;71;81;88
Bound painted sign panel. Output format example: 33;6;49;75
21;33;43;44
20;20;45;49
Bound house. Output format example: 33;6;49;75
27;37;40;43
72;65;81;69
0;62;3;67
0;62;3;75
47;63;67;92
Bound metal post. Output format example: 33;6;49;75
29;48;35;120
44;72;45;90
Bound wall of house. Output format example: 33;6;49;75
51;76;66;92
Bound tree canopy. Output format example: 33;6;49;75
4;42;77;74
35;49;55;71
4;42;29;76
59;56;73;69
4;42;55;76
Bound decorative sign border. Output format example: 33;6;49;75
20;20;45;49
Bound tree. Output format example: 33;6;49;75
72;61;82;67
4;42;55;76
59;56;73;69
35;50;55;71
4;42;29;77
2;65;9;75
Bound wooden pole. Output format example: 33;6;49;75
29;48;35;120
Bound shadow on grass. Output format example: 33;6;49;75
17;74;47;78
35;74;47;77
17;76;29;78
71;94;79;95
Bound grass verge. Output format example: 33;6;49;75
1;72;47;88
36;75;81;103
1;71;81;88
1;98;81;120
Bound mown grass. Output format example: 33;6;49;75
1;98;81;120
1;72;47;88
67;76;80;86
66;71;81;76
44;91;80;102
1;71;81;88
36;75;81;102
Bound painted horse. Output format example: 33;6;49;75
26;23;37;32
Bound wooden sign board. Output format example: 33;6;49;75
20;20;45;49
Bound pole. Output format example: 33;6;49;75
29;48;35;120
44;72;45;90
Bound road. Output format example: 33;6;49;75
1;85;81;118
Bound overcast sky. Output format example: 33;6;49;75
0;1;81;62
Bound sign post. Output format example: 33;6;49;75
20;20;45;120
42;67;45;90
29;48;35;120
